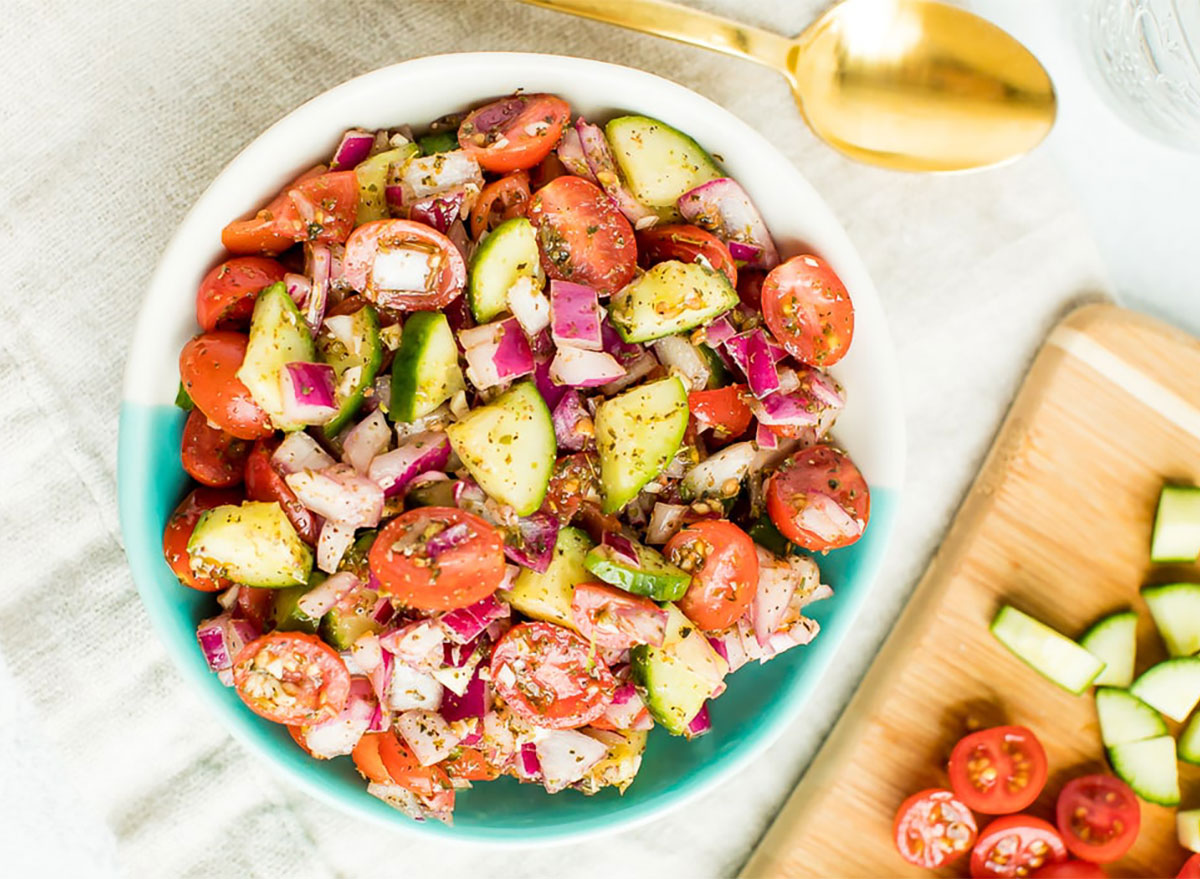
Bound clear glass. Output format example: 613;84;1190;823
1085;0;1200;151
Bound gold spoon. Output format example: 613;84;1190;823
516;0;1056;172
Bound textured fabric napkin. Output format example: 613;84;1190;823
0;1;1110;876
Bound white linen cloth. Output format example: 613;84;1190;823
0;1;1110;876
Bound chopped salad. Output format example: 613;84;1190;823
165;92;869;823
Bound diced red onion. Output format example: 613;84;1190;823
599;350;657;394
536;729;608;794
372;597;395;625
752;546;800;646
367;431;451;497
748;383;839;430
342;409;391;473
701;314;736;347
380;620;445;670
555;127;594;179
427;522;472;558
384;184;406;216
284;273;311;307
439;593;510;644
532;352;567;410
797;492;865;545
271;431;335;475
575;118;658;227
366;783;432;823
550;280;603;350
727;241;760;262
439;668;489;722
368;647;393;704
386;660;444;711
281;362;339;424
602;531;640;567
550;346;625;387
458;720;483;746
367;701;388;733
503;513;560;573
725;330;779;399
677;178;780;270
707;637;728;662
600;320;645;365
460;318;534;389
298;570;359;618
303;243;331;333
759;617;821;661
682;441;755;498
286;463;383;528
352;632;382;675
646;503;688;544
684;704;713;740
196;613;258;675
754;422;779;450
507;276;551;336
216;585;240;611
396;709;460;766
408;187;466;235
517;742;541;781
331;129;375;169
301;677;375;758
551;390;594;453
652;336;710;392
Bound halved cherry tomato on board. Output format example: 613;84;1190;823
221;170;359;255
766;444;870;551
569;582;668;650
688;384;753;438
196;257;287;331
1180;854;1200;879
368;507;505;611
457;93;570;173
342;219;466;311
180;408;251;488
761;254;854;367
490;622;616;730
948;725;1048;815
1054;775;1139;863
638;223;737;287
469;171;531;241
1033;860;1107;878
893;788;978;869
971;815;1068;878
231;632;351;726
528;175;637;297
666;520;759;631
441;747;499;782
243;437;321;546
179;332;273;440
162;487;243;591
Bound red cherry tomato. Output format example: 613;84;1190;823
569;582;668;649
179;332;273;440
688;384;753;438
180;408;251;488
342;219;466;311
737;268;766;311
1054;775;1139;863
457;94;570;173
1033;861;1107;879
469;171;531;241
231;632;351;726
196;257;287;331
162;487;243;591
368;507;505;611
761;254;854;367
235;586;277;632
948;725;1049;815
377;731;455;814
490;622;616;729
638;223;737;287
440;747;500;782
221;170;359;255
351;732;394;784
541;451;602;525
243;437;320;546
528;175;637;297
893;788;978;869
1180;854;1200;879
666;520;759;631
766;444;870;551
971;815;1068;878
528;152;569;191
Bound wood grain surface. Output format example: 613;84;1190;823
742;305;1200;878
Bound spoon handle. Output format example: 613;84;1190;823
517;0;795;74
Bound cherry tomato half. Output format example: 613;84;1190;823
541;451;602;526
377;731;455;811
469;171;531;241
688;384;753;438
971;815;1068;878
179;332;273;440
441;747;499;782
180;408;251;488
235;586;277;632
666;520;759;631
893;788;978;870
761;254;854;367
528;175;637;297
162;487;243;591
351;732;395;784
638;224;737;287
342;219;466;311
1180;854;1200;879
948;725;1048;815
1054;775;1139;863
1033;861;1107;879
196;257;287;331
457;93;570;173
766;444;869;551
243;437;320;545
232;632;351;726
570;582;668;650
490;621;616;729
369;507;505;611
221;170;359;255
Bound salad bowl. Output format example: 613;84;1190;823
117;52;903;843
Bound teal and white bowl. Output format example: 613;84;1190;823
118;52;904;843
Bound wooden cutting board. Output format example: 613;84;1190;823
741;304;1200;879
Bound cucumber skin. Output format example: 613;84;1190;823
1079;611;1138;688
629;643;706;735
989;605;1104;695
389;310;463;423
1094;686;1169;747
468;217;540;323
1129;656;1200;722
319;304;383;437
1107;736;1181;806
1143;583;1200;657
1180;711;1200;765
583;545;690;601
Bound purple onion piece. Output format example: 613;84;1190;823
503;512;560;574
602;531;640;567
332;129;375;169
426;523;472;558
551;389;594;453
439;669;488;723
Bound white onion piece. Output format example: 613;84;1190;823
396;709;461;766
271;431;335;475
751;546;799;646
380;620;445;670
387;663;444;712
798;493;864;544
535;729;609;794
298;570;358;618
300;678;375;758
682;442;755;499
285;463;383;528
506;275;551;336
599;350;657;395
372;247;439;293
652;336;710;392
342;409;391;473
317;519;356;574
549;346;625;387
398;150;483;205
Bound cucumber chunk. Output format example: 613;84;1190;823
317;303;383;436
501;527;594;629
320;588;383;650
405;478;459;509
390;311;465;422
1107;735;1180;806
1179;710;1200;765
355;144;418;225
175;382;194;411
594;376;689;514
1129;656;1200;721
607;261;739;344
418;131;457;156
631;604;728;734
990;605;1106;694
1151;484;1200;563
1094;687;1169;747
468;217;541;323
1143;583;1200;657
1179;810;1200;854
605;115;722;211
585;539;691;602
237;282;317;432
446;381;556;516
187;501;312;588
271;580;321;634
1080;611;1138;688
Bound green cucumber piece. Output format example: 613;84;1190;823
1151;484;1200;563
1143;583;1200;657
320;587;382;650
1129;656;1200;721
187;501;312;588
584;538;691;601
990;605;1106;694
1080;611;1138;688
405;478;459;509
502;527;594;630
468;217;541;323
338;529;376;580
595;376;689;513
1094;687;1169;747
271;580;321;634
317;303;384;436
1179;810;1200;853
630;604;728;735
608;261;738;343
748;514;797;557
355;144;418;225
390;311;465;422
605;115;722;211
418;131;458;155
698;343;730;389
1179;711;1200;764
175;382;194;411
446;381;556;516
237;282;316;432
1107;735;1180;806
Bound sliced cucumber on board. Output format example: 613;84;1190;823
390;310;464;422
584;539;691;602
1179;810;1200;854
1143;583;1200;657
1151;484;1200;563
630;604;728;735
1129;656;1200;722
607;261;738;344
318;303;383;436
501;527;594;630
989;605;1106;694
468;217;542;323
1107;735;1180;806
187;501;312;588
605;115;722;211
594;376;689;514
1094;687;1169;747
1080;611;1138;688
1178;710;1200;765
237;283;317;432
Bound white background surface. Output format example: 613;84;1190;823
0;1;1193;877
